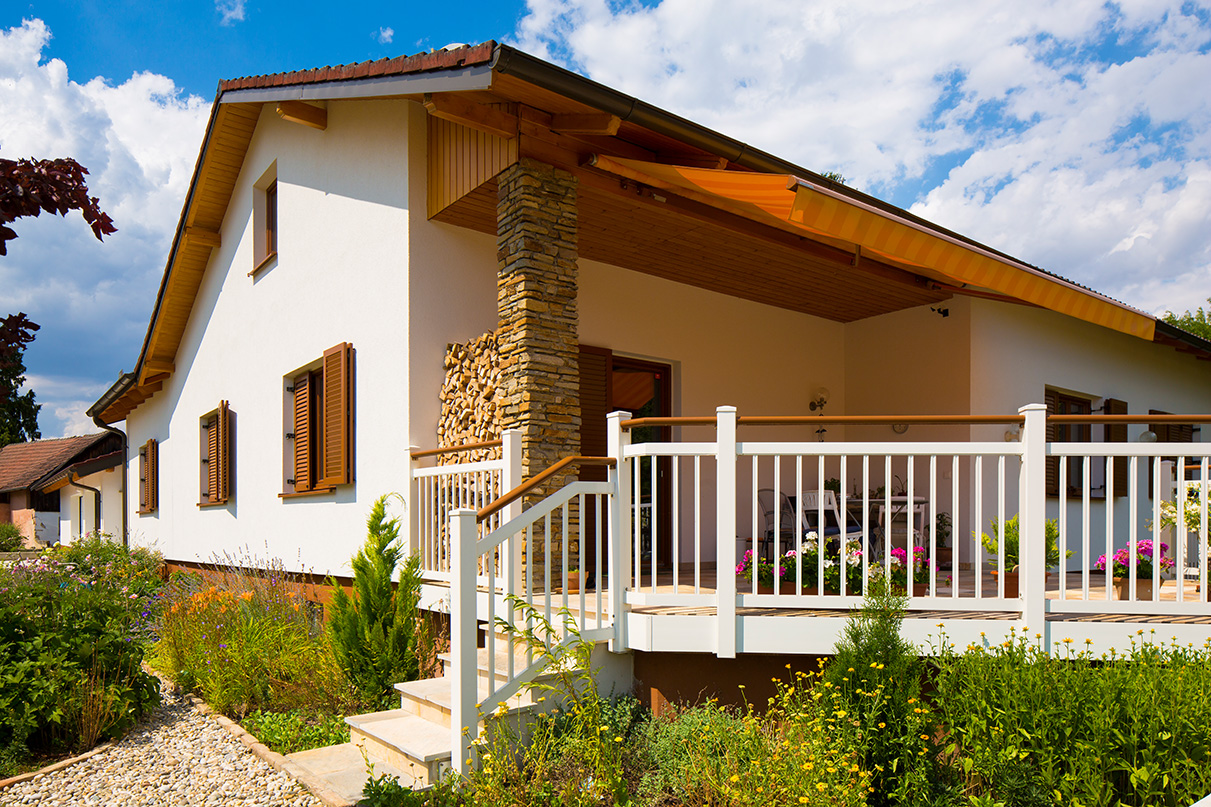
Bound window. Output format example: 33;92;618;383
200;401;232;505
251;162;278;276
265;180;277;256
1148;409;1195;497
138;439;159;514
286;343;354;495
1046;389;1092;497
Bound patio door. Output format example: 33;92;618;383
579;346;674;574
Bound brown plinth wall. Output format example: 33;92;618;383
632;651;831;715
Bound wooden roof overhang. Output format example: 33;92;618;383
90;42;1209;424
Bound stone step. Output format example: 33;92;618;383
395;676;537;728
286;741;418;806
438;645;560;684
346;710;452;787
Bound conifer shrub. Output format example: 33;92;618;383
328;495;424;709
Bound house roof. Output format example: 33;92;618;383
34;449;125;493
88;41;1210;424
0;434;112;493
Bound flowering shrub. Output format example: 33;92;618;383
1095;539;1174;579
0;538;162;776
1159;481;1209;536
735;548;794;585
737;532;866;593
885;546;936;586
155;564;357;716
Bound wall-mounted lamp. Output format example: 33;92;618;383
931;306;950;318
1139;430;1158;443
809;386;831;412
1004;427;1021;442
892;423;909;435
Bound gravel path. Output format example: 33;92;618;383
0;679;324;807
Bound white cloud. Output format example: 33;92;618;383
377;26;395;44
513;0;1211;315
215;0;246;26
0;19;209;438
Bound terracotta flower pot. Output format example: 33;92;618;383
912;582;929;598
991;570;1019;598
566;571;582;594
1113;577;1154;601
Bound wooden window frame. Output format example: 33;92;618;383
199;401;232;506
250;164;278;277
283;343;354;497
138;438;159;514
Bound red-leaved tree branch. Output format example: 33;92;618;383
0;156;117;256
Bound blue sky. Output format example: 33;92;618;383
2;0;1210;438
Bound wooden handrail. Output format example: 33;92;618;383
1049;414;1211;424
477;456;616;522
621;416;718;428
738;414;1024;426
411;439;503;459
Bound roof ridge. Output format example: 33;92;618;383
217;41;496;93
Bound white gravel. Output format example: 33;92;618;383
0;678;324;807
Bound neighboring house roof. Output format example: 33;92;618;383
0;434;113;493
33;449;126;493
87;41;1211;425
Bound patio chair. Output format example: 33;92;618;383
802;490;872;557
756;488;798;560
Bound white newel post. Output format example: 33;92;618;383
607;411;631;652
1019;404;1047;640
501;428;523;594
405;446;420;556
716;406;738;659
450;508;479;777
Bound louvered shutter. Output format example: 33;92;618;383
144;439;158;512
293;374;312;492
1045;389;1059;496
318;344;353;487
1148;410;1194;497
206;412;220;503
218;400;231;503
1104;398;1129;496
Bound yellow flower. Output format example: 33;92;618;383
816;783;827;792
730;775;739;783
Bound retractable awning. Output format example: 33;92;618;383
587;155;1155;341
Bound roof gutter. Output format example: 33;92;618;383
1155;319;1211;358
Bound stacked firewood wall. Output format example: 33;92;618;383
437;332;502;465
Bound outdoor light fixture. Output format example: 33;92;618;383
892;423;909;435
1004;427;1021;442
809;386;830;412
1139;430;1158;443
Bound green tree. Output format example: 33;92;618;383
0;313;40;447
328;495;423;708
1163;297;1211;341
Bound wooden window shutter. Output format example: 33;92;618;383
1148;410;1194;496
1045;389;1059;496
1104;398;1129;496
318;344;353;487
293;374;313;492
142;439;159;513
206;401;232;504
266;181;278;255
578;345;613;482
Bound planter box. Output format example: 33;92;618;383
1113;577;1154;601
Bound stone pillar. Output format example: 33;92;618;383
496;158;580;582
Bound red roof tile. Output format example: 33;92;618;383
217;42;496;94
0;434;111;492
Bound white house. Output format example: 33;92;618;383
88;42;1211;783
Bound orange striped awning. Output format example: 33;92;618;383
587;155;1155;341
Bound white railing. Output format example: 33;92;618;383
448;457;616;776
607;405;1211;651
408;430;520;580
1047;446;1211;617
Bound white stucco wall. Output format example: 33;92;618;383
58;466;122;543
125;99;415;575
969;297;1211;570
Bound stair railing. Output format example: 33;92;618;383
449;455;617;776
